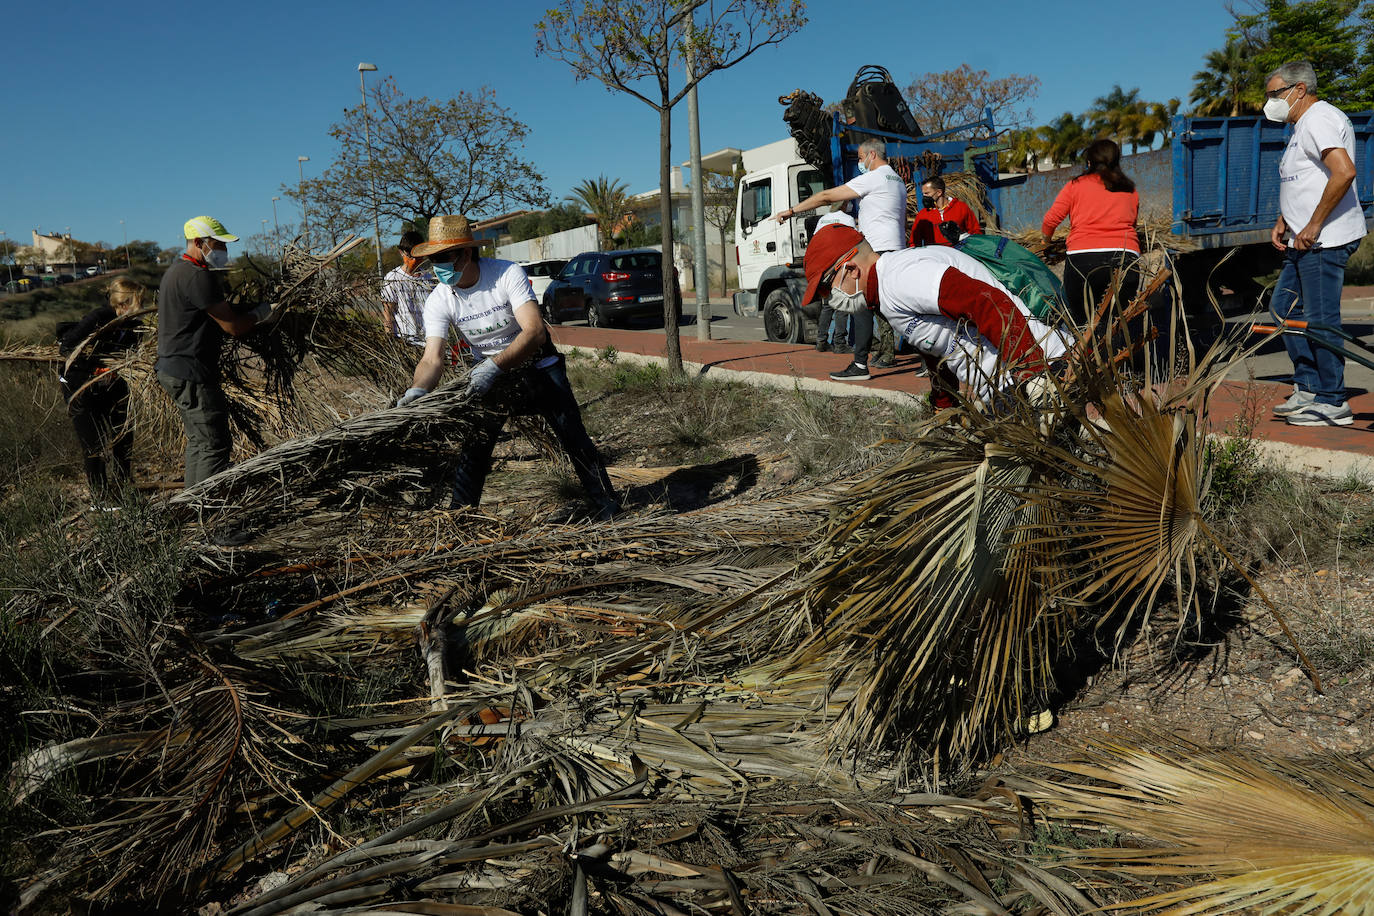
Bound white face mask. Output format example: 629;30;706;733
1264;86;1296;122
828;265;867;313
205;246;230;269
856;155;870;175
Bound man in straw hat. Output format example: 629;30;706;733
156;215;280;487
801;223;1068;410
396;214;619;518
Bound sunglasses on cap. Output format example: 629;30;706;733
820;244;861;288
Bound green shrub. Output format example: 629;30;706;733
1346;233;1374;284
610;361;664;391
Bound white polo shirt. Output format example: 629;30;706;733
845;163;907;252
1279;100;1368;248
380;265;436;344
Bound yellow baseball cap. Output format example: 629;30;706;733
183;215;239;242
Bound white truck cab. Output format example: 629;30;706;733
731;138;827;342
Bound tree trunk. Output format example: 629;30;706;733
660;105;683;375
718;225;729;299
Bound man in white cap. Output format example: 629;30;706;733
156;215;277;486
396;214;619;518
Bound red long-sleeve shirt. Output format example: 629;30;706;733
909;197;982;247
1041;173;1140;253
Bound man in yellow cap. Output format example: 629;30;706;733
156;215;278;486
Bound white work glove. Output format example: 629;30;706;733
396;387;428;407
251;301;281;327
466;358;503;397
1022;375;1059;409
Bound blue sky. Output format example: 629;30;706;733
1;0;1238;252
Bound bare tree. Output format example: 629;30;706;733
287;78;550;244
537;0;806;374
701;170;738;297
903;64;1040;138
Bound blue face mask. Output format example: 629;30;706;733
431;261;457;285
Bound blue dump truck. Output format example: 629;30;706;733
735;108;1374;342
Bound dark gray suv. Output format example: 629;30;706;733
541;249;682;328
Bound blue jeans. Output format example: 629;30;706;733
1272;239;1361;405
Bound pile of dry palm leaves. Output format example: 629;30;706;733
0;238;416;464
6;279;1358;914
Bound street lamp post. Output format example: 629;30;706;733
297;156;311;248
1;231;12;284
120;219;130;269
358;62;384;283
66;226;73;275
271;196;281;249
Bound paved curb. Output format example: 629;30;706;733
1238;437;1374;481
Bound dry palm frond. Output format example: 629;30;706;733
775;428;1068;760
1004;214;1199;260
1019;737;1374;916
761;280;1290;763
0;344;64;364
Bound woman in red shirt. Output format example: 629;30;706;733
1042;139;1141;327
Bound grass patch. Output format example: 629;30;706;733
0;364;81;501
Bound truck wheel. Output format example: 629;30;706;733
763;288;803;343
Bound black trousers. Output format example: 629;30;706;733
63;375;132;498
451;356;616;509
1064;250;1141;328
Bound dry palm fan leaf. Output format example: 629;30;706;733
764;281;1314;766
1016;736;1374;916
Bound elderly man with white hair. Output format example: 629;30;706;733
1264;60;1368;427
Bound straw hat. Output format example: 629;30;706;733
411;215;484;257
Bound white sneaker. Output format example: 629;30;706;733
1273;389;1315;417
1286;401;1354;427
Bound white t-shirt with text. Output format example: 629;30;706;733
844;163;907;252
421;259;538;359
380;265;435;343
876;247;1069;401
1279;99;1368;248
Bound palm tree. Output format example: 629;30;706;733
1190;37;1259;116
1135;98;1181;151
566;175;630;249
1035;113;1088;169
1001;127;1044;173
1088;85;1145;151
